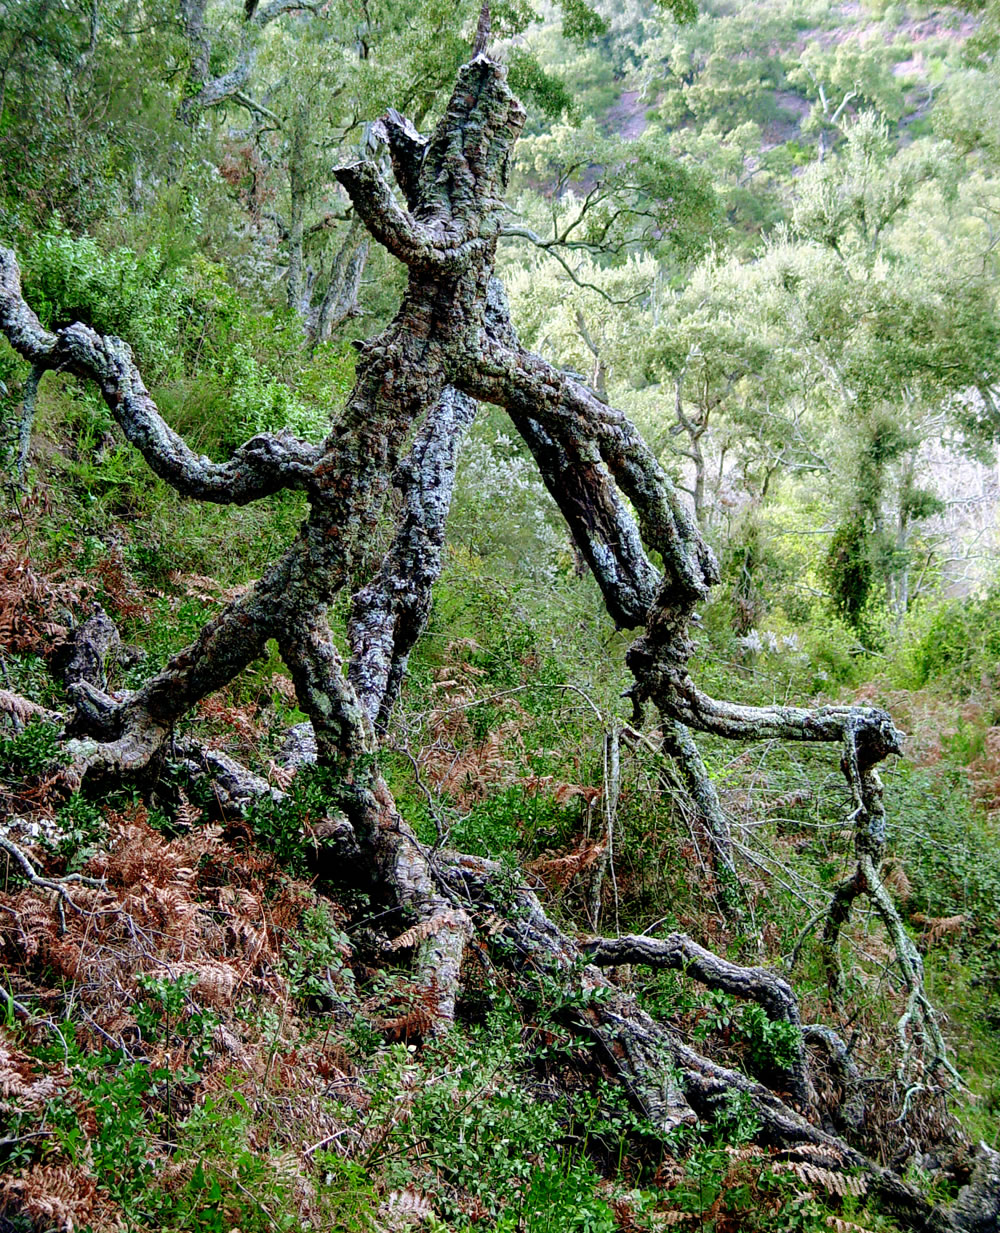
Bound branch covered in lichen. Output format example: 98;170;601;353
0;249;320;503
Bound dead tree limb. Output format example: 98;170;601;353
658;717;737;889
585;933;801;1026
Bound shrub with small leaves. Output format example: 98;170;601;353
24;217;183;378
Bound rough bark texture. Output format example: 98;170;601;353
347;385;477;730
56;606;122;694
1;50;996;1232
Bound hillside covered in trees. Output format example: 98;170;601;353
1;0;1000;1229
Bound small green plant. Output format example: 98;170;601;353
136;972;219;1079
715;1087;762;1144
283;902;356;1011
47;794;106;871
0;719;63;778
500;1151;617;1232
738;1004;803;1074
245;765;347;875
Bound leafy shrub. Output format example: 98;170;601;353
246;765;348;875
447;782;586;859
372;1021;616;1229
0;719;63;778
215;341;327;450
738;1004;802;1074
909;587;1000;691
283;902;356;1010
47;794;106;871
24;217;183;377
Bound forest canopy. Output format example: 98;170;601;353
1;1;1000;1231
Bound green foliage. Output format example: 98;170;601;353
215;341;328;448
46;1032;301;1231
909;586;1000;689
738;1004;803;1074
366;1022;617;1229
882;762;1000;1032
445;780;589;858
48;794;106;872
554;0;609;44
4;2;1000;1228
723;516;786;635
135;972;219;1071
0;719;63;779
507;48;578;119
24;218;183;377
824;514;875;630
126;597;218;682
283;902;356;1009
714;1087;763;1144
245;765;348;875
691;990;803;1077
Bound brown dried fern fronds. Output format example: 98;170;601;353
0;689;60;726
780;1142;846;1165
381;1187;435;1228
911;914;965;946
378;983;445;1043
0;534;84;656
527;838;607;891
92;544;151;622
880;859;912;901
775;1162;868;1198
826;1218;878;1233
0;1163;114;1233
384;910;469;953
0;1029;69;1108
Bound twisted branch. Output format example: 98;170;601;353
0;250;320;504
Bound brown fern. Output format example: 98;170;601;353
881;860;912;901
174;791;202;829
385;910;468;952
0;690;56;725
528;838;607;891
777;1162;868;1197
911;914;965;945
382;1187;435;1226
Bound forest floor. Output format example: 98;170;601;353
1;488;999;1233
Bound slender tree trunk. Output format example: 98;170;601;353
312;221;370;344
286;105;308;316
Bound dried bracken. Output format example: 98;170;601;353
776;1161;869;1198
0;689;59;725
826;1219;878;1233
381;1187;435;1228
528;837;608;891
0;532;83;656
385;910;470;953
911;913;966;946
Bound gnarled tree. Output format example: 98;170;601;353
1;42;997;1233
